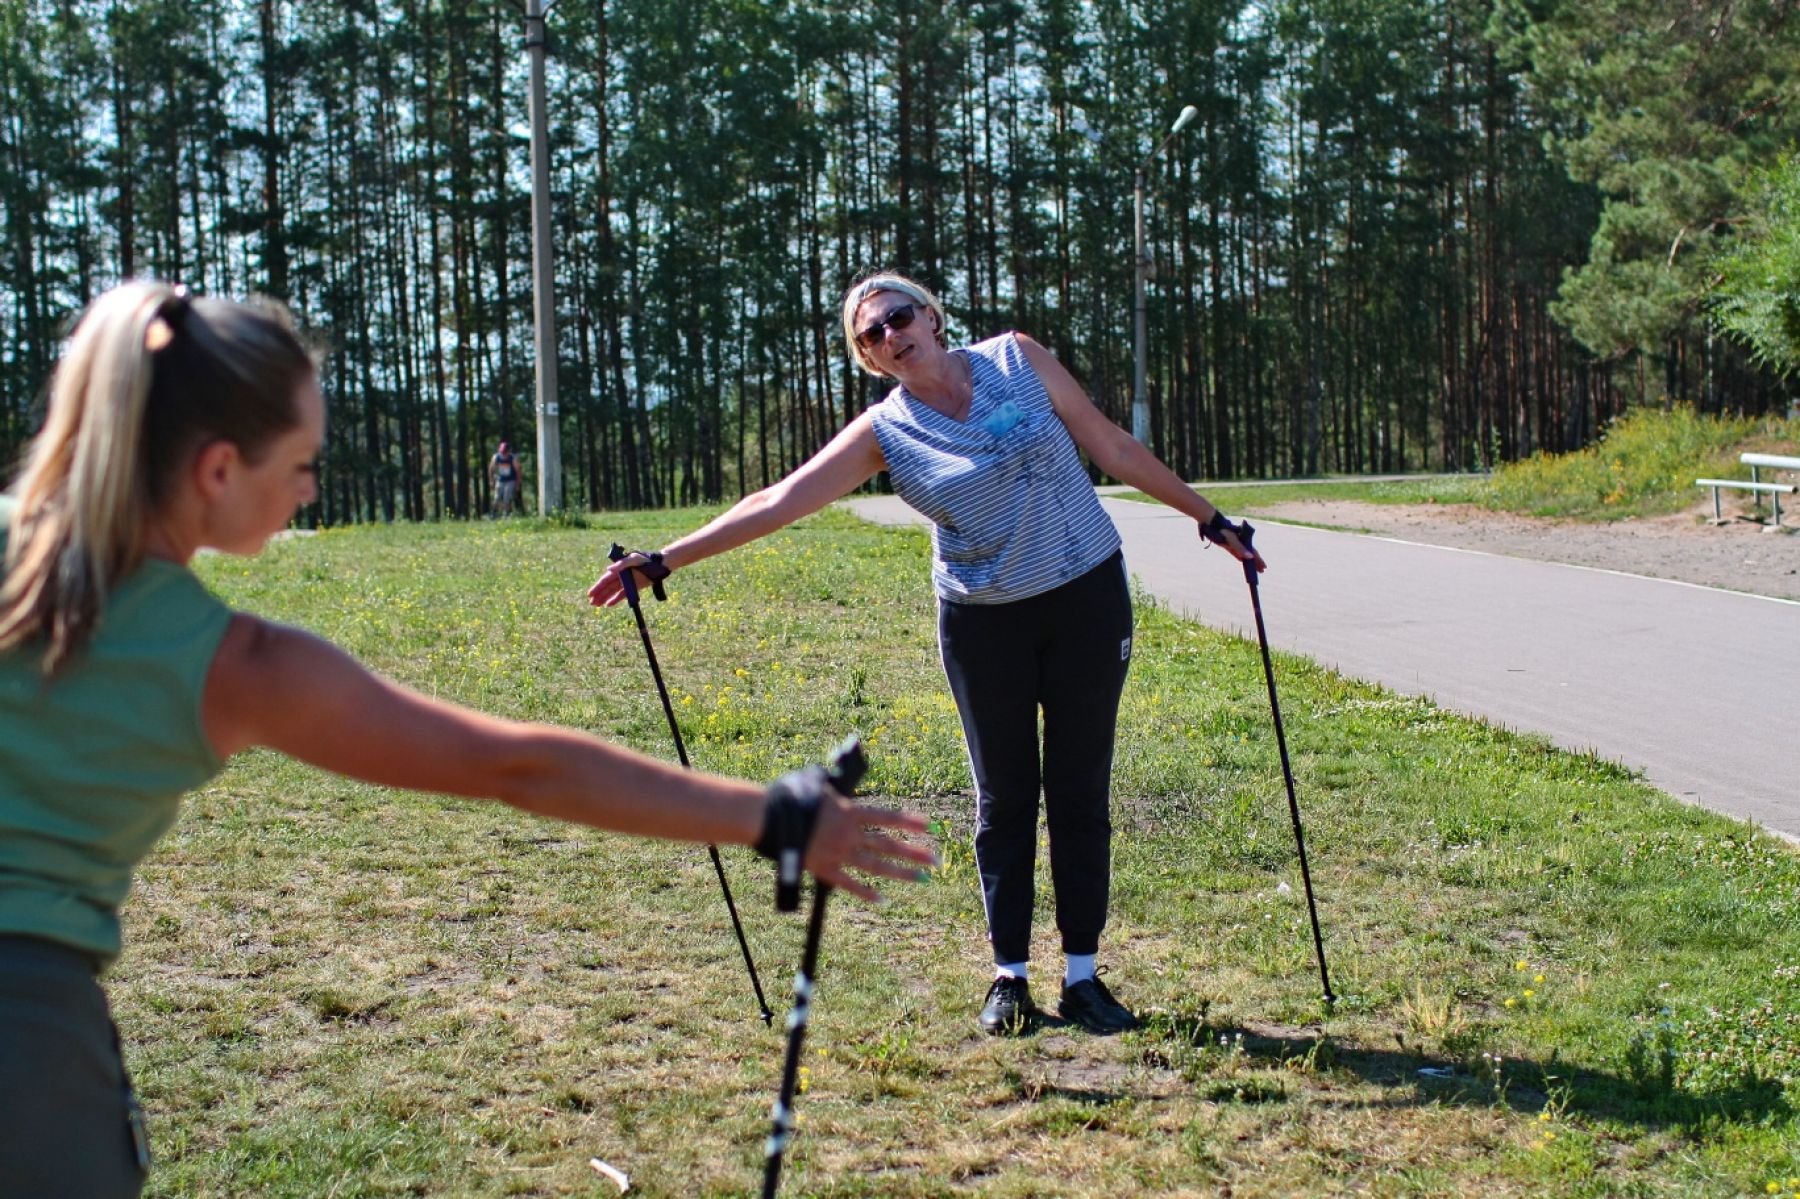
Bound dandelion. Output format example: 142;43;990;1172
1515;960;1528;971
1505;998;1517;1008
1538;1112;1551;1123
1534;974;1545;984
1523;989;1536;999
1768;1185;1780;1196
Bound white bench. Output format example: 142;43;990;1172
1696;478;1795;526
1740;453;1800;523
1743;452;1800;484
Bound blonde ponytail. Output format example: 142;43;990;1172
0;282;314;674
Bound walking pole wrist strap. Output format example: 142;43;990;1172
607;543;674;601
756;767;827;912
1199;509;1240;547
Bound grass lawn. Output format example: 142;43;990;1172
1131;407;1800;521
117;508;1800;1197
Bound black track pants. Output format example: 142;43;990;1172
937;552;1133;965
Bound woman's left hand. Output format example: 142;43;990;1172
1202;521;1267;573
588;554;655;607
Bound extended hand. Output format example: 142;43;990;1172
804;796;936;903
588;553;652;607
1200;515;1267;573
1216;526;1267;573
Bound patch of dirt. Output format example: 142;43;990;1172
1252;498;1800;601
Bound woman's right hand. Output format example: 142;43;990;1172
803;792;936;903
588;554;654;607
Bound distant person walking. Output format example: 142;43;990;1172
0;282;933;1198
489;441;520;517
593;271;1260;1038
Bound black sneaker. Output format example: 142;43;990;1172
979;975;1035;1036
1059;975;1138;1035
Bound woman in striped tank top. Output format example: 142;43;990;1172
593;272;1261;1036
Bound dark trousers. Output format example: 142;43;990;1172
937;553;1133;965
0;935;147;1199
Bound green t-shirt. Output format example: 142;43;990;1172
0;495;232;966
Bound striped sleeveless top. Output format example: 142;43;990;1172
869;332;1121;605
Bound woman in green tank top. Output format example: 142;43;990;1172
0;282;935;1198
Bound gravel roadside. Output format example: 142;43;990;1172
1246;499;1800;602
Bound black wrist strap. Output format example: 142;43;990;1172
756;767;827;912
1199;509;1237;547
607;543;673;600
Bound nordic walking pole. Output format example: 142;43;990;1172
1232;523;1335;1007
762;737;867;1199
607;543;774;1025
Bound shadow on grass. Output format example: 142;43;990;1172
1134;1017;1793;1132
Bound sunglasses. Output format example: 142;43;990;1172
854;302;919;350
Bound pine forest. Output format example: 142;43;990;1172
1;0;1795;522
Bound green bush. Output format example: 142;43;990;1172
1478;405;1800;519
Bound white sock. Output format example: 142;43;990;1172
1064;954;1096;986
995;961;1029;981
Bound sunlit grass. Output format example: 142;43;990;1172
1123;407;1800;522
1479;407;1800;519
103;509;1800;1196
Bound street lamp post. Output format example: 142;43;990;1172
1132;104;1198;447
525;0;563;513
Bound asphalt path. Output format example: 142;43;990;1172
843;494;1800;841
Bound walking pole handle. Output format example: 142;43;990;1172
607;542;670;602
761;738;867;913
825;736;868;796
1237;521;1259;588
607;543;642;607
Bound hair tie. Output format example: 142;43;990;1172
144;285;191;353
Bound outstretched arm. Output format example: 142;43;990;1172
202;614;933;901
1016;333;1264;571
589;411;887;606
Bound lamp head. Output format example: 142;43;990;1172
1172;105;1198;134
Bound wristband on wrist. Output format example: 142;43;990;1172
755;766;828;911
1199;509;1236;546
608;543;673;600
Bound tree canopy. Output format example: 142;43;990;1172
0;0;1793;522
1712;152;1800;379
